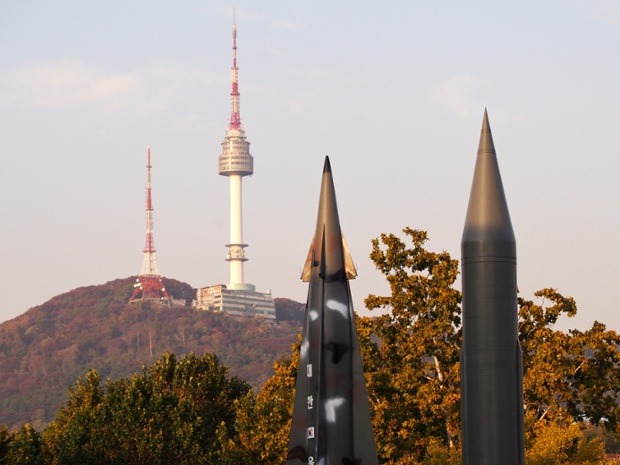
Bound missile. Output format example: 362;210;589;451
286;156;379;465
460;110;524;465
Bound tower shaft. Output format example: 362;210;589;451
226;174;247;286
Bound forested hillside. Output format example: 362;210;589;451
0;277;303;430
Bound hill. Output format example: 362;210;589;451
0;277;304;430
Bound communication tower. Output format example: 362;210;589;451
129;146;171;304
195;16;275;319
218;14;254;291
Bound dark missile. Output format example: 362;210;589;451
286;156;378;465
460;110;524;465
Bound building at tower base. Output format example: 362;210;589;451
194;284;276;319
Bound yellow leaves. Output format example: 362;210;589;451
526;420;605;465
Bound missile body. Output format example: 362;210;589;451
460;110;524;465
286;157;378;465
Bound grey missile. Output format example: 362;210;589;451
286;156;379;465
460;109;524;465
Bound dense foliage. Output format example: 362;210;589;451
0;277;303;429
41;352;250;465
273;298;305;323
2;230;619;464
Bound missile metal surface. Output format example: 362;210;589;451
460;110;524;465
286;157;378;465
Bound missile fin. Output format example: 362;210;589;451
342;233;357;280
301;235;315;282
302;233;356;282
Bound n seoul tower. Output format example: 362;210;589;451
218;13;254;292
195;16;275;319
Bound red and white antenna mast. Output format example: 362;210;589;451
142;145;157;276
229;9;241;130
129;146;171;304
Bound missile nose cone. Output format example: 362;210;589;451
323;155;332;173
462;109;515;255
479;108;494;154
315;156;345;281
301;157;356;282
317;156;338;227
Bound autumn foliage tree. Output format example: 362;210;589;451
519;289;620;464
219;349;300;464
361;228;462;464
520;289;620;427
0;424;43;465
41;352;250;465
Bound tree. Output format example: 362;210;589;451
519;289;620;429
519;289;620;464
361;228;462;464
525;419;605;465
220;347;300;464
42;369;105;465
0;426;10;464
43;352;250;465
0;424;43;465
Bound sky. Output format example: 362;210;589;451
1;1;618;332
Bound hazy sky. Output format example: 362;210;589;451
1;1;618;331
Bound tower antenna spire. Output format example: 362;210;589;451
229;9;241;130
129;146;171;304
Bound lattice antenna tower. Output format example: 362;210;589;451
129;146;171;303
217;13;255;291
